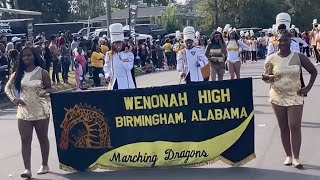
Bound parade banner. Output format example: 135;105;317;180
51;78;255;171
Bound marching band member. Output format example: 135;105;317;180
290;25;308;53
177;26;209;83
267;13;299;56
226;29;250;80
173;31;185;55
104;23;135;90
239;30;247;63
194;31;201;46
223;24;230;42
198;36;210;81
310;19;320;64
206;30;227;81
267;25;279;56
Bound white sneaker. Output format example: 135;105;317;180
21;169;32;179
37;165;49;175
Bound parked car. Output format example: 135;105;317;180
135;24;166;38
91;28;109;40
122;26;153;44
72;27;100;38
164;33;176;40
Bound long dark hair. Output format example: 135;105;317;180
210;31;225;45
290;29;298;37
199;37;208;46
228;31;240;41
111;41;125;53
206;31;227;57
14;47;45;92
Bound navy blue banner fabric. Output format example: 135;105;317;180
51;78;255;171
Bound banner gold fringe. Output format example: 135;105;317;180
59;153;256;172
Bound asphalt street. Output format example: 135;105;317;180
0;60;320;180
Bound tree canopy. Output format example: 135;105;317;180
1;0;318;31
15;0;70;22
191;0;320;31
156;5;181;33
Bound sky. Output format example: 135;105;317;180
176;0;187;4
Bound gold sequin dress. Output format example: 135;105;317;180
5;67;51;120
264;52;304;106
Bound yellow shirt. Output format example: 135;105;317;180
163;43;173;52
101;45;109;55
91;52;105;68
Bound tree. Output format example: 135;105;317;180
15;0;70;22
156;5;181;33
145;0;176;6
69;0;130;21
111;0;129;10
70;0;106;21
193;0;318;31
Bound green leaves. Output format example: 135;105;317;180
15;0;70;22
192;0;320;31
156;5;182;33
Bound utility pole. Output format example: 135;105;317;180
106;0;112;38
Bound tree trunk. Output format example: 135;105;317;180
214;0;218;26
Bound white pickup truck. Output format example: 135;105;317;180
91;26;153;43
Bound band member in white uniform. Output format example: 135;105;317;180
104;23;135;90
177;26;209;83
267;13;302;56
290;25;308;53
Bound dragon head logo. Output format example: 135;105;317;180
59;104;112;150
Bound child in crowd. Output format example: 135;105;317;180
75;47;87;79
74;61;83;91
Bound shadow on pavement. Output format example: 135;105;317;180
49;167;320;180
304;164;320;171
302;122;320;128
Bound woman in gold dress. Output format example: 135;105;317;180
5;47;52;178
263;31;317;169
